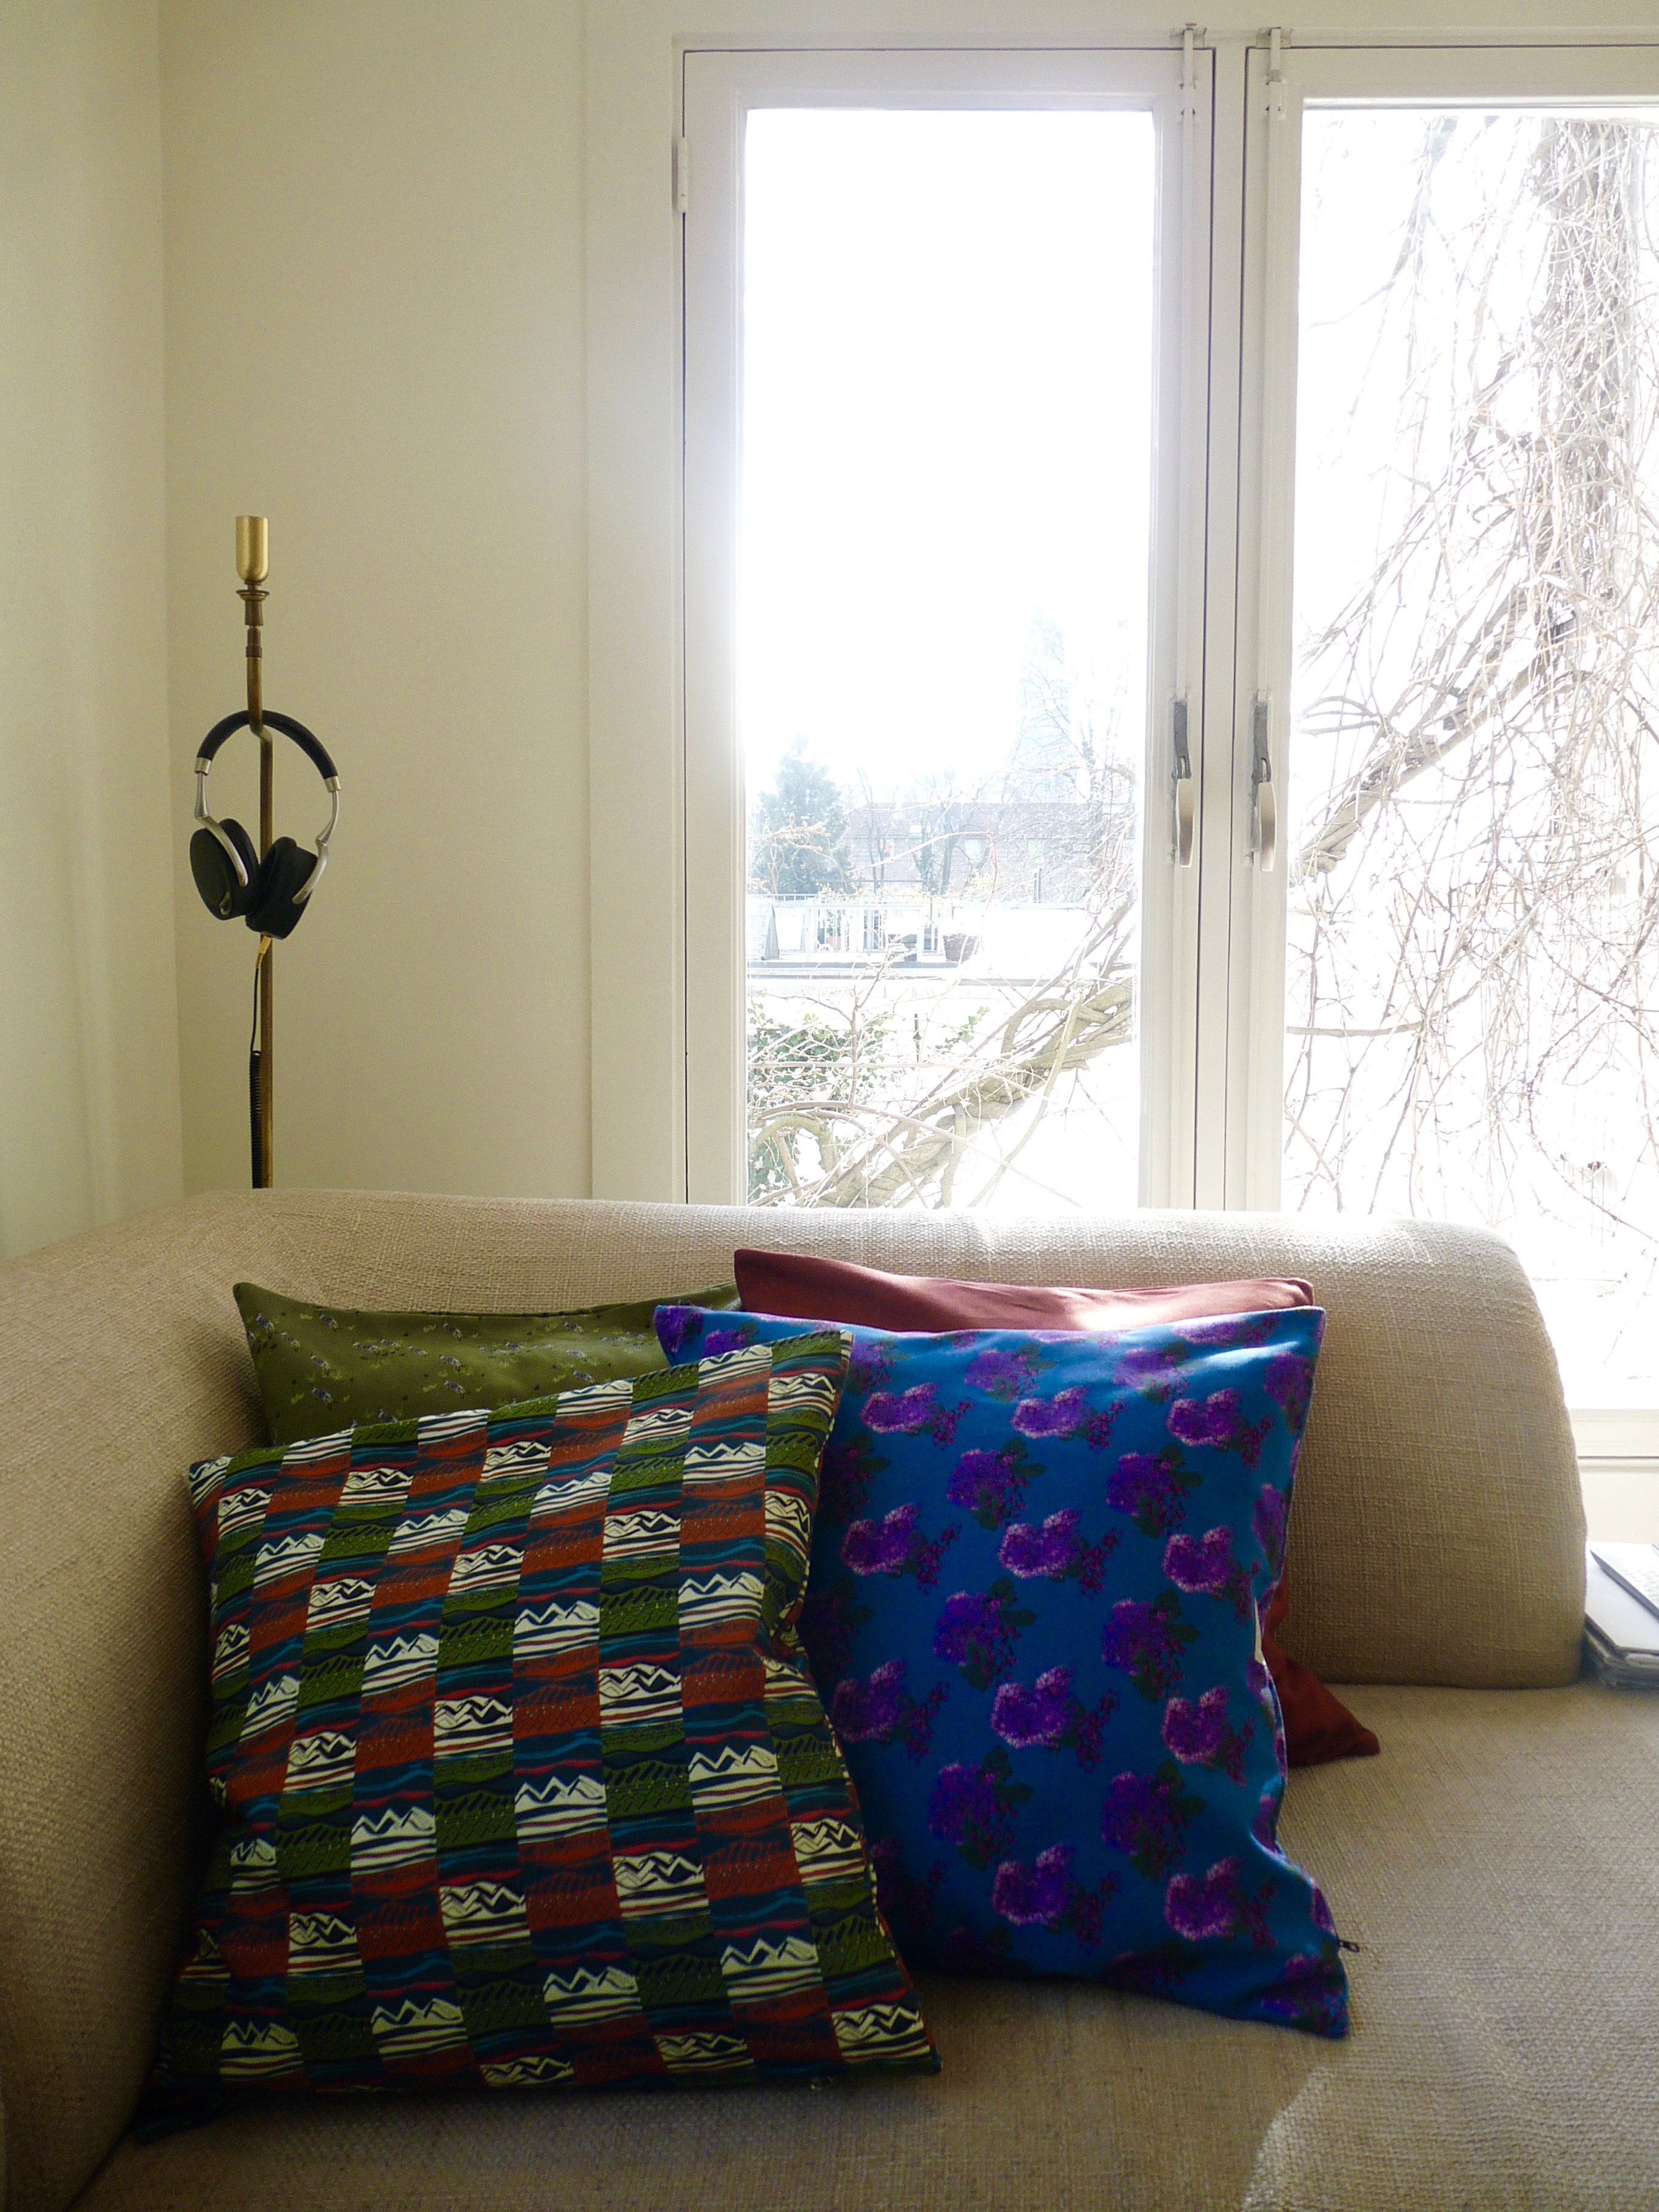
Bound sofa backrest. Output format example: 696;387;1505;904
0;1188;1585;2211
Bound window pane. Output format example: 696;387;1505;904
740;109;1155;1211
1285;107;1659;1404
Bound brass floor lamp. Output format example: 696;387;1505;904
238;515;275;1188
189;517;341;1189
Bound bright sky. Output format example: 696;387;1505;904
739;107;1156;802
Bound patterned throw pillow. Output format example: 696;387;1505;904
234;1282;743;1447
144;1331;937;2130
655;1305;1347;2039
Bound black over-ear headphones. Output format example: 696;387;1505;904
189;709;340;940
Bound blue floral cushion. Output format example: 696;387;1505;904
655;1304;1346;2038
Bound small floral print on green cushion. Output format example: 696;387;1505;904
234;1281;742;1446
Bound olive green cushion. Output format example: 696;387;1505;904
233;1280;742;1446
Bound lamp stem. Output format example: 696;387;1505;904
236;515;273;1188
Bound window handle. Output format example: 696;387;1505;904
1252;694;1276;872
1172;697;1195;867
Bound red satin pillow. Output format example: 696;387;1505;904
1262;1574;1379;1767
733;1248;1315;1335
731;1247;1379;1769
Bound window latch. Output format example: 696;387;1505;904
1172;697;1195;867
1251;694;1276;871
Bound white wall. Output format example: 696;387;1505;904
0;0;182;1259
161;0;589;1201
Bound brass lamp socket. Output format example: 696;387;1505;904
236;515;269;585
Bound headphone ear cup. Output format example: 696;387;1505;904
189;817;259;919
244;836;317;940
221;818;260;890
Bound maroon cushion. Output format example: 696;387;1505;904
732;1248;1315;1335
1264;1576;1379;1768
732;1247;1379;1769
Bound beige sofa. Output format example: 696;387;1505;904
1;1188;1648;2212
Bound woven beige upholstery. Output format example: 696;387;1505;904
0;1190;1590;2212
75;1685;1659;2212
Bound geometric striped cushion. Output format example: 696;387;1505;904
143;1331;937;2128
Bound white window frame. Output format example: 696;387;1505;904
680;43;1214;1205
1231;37;1659;1457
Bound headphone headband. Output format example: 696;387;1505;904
195;708;340;783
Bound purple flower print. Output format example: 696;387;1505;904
990;1666;1074;1750
1264;1349;1315;1434
1161;1684;1255;1784
818;1433;886;1528
1182;1310;1287;1353
966;1344;1046;1399
1258;1949;1347;2036
1163;1525;1253;1618
863;1382;967;1446
991;1843;1074;1928
846;1341;895;1396
1168;1389;1241;1449
830;1660;902;1740
997;1507;1119;1594
1163;1523;1230;1593
1101;1590;1198;1701
702;1324;759;1358
991;1665;1117;1768
991;1843;1118;1948
1010;1387;1090;1439
1309;1882;1335;1937
999;1509;1076;1579
831;1659;948;1760
840;1502;958;1589
927;1748;1031;1869
1101;1760;1207;1880
933;1578;1036;1690
927;1763;999;1857
1164;1856;1241;1942
1111;1341;1186;1399
1167;1389;1272;1469
656;1305;731;1362
870;1835;945;1934
1107;1447;1199;1538
1252;1483;1289;1580
840;1504;917;1576
1085;1402;1121;1450
1165;1857;1275;1949
947;1438;1042;1529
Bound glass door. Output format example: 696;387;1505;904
1239;44;1659;1432
682;47;1210;1209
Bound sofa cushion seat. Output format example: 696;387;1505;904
74;1680;1659;2212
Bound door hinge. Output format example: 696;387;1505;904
1264;25;1289;122
673;136;690;218
1177;23;1205;120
